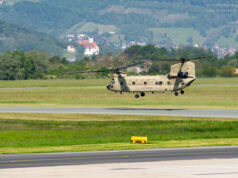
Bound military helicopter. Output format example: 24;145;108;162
78;57;203;98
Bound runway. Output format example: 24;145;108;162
1;146;238;169
0;106;237;118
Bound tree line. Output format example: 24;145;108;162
0;45;237;80
125;45;238;77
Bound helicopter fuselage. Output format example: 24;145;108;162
106;61;196;97
107;74;196;93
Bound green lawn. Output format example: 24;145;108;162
0;78;236;88
0;114;238;153
0;85;237;109
1;138;238;154
0;79;108;88
0;78;236;153
195;77;238;84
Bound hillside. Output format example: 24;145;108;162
0;0;238;48
3;0;40;5
0;20;66;55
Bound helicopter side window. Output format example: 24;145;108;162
156;81;163;85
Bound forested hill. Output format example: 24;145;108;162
1;0;238;47
0;20;66;55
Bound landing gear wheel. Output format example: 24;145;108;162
141;92;145;97
175;92;179;96
180;90;184;95
135;94;140;98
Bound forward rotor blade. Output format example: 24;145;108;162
155;59;181;61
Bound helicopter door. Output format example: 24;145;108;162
166;81;172;91
118;77;129;92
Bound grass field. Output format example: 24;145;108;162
0;85;237;109
0;78;237;153
0;79;108;88
0;114;238;153
0;78;236;88
149;27;238;48
150;27;204;45
68;22;117;33
195;77;238;84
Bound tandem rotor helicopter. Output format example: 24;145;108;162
77;57;204;98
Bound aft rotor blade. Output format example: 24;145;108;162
137;58;179;61
117;61;144;70
137;56;206;62
66;69;114;74
189;56;206;60
65;62;144;74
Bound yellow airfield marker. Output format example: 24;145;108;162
131;136;148;144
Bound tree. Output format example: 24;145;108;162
26;51;49;79
201;62;217;77
220;65;235;77
0;52;23;80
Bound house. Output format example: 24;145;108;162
108;31;115;35
80;36;99;56
67;45;76;53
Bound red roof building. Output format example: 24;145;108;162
79;37;99;56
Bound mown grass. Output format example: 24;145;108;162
1;138;238;154
0;78;237;88
0;79;108;88
0;117;238;149
0;113;232;122
0;85;237;109
195;77;238;84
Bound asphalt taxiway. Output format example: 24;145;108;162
0;106;237;118
0;146;238;169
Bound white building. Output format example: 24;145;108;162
67;45;76;53
80;37;99;56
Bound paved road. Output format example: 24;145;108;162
1;146;238;169
0;106;237;118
